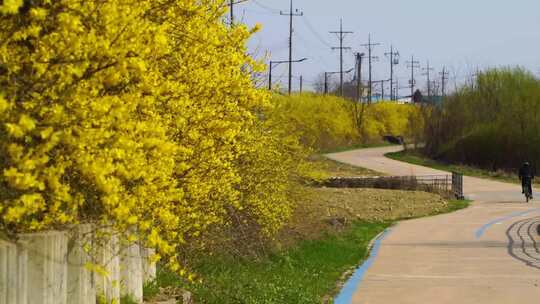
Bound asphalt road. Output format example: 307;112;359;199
328;146;540;304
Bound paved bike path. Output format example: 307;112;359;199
327;146;540;304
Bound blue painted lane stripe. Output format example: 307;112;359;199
475;208;540;239
334;228;392;304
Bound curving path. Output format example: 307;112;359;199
328;146;540;304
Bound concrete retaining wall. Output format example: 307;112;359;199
96;231;121;303
141;247;157;283
67;225;96;304
0;227;157;304
120;243;144;303
0;239;27;304
22;231;69;304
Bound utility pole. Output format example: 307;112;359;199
268;58;307;91
423;61;434;100
330;19;353;97
395;77;399;100
355;53;365;102
440;67;449;97
324;72;329;94
406;55;420;99
268;69;272;90
299;75;303;94
230;0;234;24
228;0;247;26
361;34;380;104
281;0;303;95
372;79;390;101
384;45;399;101
324;69;354;95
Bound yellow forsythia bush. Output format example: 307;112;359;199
270;94;358;150
270;94;422;151
0;0;303;272
361;101;420;142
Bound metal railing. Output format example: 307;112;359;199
324;172;465;199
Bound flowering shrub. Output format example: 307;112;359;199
0;0;302;273
269;94;421;150
361;101;421;142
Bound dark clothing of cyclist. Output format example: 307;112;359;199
519;163;534;195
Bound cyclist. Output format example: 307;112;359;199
519;162;534;198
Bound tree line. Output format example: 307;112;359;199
423;68;540;171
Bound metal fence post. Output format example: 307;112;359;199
452;172;464;200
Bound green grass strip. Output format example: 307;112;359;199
386;150;524;185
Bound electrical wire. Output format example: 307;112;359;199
252;0;281;14
243;8;277;16
301;17;333;48
295;34;333;69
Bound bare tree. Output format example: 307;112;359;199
313;73;326;94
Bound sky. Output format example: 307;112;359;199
236;0;540;95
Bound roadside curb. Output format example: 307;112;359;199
333;227;393;304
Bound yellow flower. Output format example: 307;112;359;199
0;95;9;113
30;8;48;20
0;0;23;15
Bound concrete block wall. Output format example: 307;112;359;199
0;227;156;304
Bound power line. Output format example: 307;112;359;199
243;8;278;16
330;19;353;97
302;17;333;48
295;34;332;69
257;36;289;54
360;34;380;104
252;0;281;14
280;0;304;95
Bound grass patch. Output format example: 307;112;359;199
147;221;390;304
120;295;139;304
386;150;524;185
446;199;472;213
310;154;381;178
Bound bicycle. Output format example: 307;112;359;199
524;183;533;203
